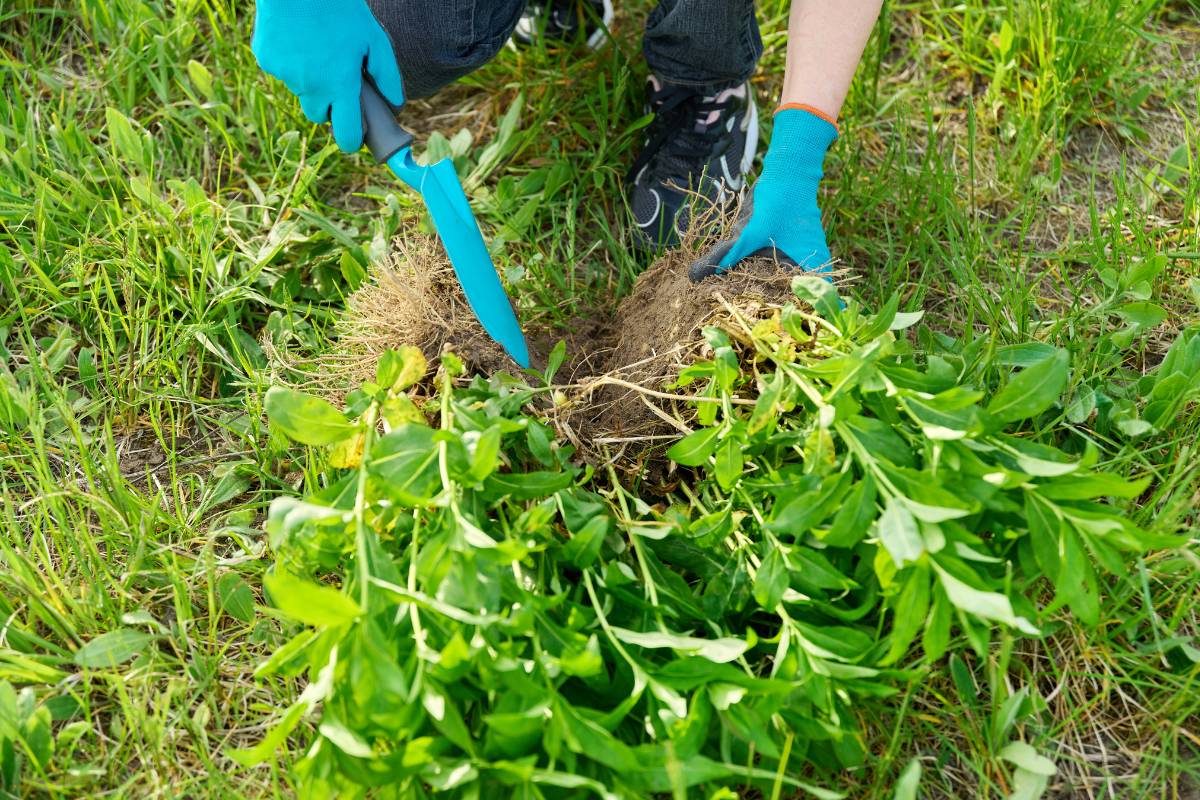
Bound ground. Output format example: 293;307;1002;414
1;0;1198;798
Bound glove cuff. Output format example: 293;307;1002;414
775;103;838;132
767;107;839;160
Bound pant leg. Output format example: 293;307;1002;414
642;0;762;89
368;0;528;100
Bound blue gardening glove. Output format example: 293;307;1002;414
251;0;405;153
689;106;839;281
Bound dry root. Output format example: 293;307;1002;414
266;206;845;473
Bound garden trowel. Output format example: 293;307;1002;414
359;82;530;369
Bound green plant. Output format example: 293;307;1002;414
245;281;1175;798
1;0;1196;796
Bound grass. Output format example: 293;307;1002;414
0;0;1198;797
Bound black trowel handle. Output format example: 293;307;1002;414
360;80;414;164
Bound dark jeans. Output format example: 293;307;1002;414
367;0;762;100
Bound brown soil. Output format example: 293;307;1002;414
556;242;799;470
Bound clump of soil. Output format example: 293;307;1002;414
281;211;837;469
557;235;800;467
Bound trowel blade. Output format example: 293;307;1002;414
385;148;530;369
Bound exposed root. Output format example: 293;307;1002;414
267;207;846;473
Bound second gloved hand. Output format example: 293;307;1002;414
689;106;839;281
252;0;405;152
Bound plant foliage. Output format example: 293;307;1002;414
245;281;1178;798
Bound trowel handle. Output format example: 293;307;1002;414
361;80;414;164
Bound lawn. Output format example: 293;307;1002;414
1;0;1199;798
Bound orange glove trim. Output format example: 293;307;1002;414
774;103;839;132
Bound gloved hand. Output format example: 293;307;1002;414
251;0;406;153
689;106;839;281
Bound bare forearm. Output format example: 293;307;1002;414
779;0;884;120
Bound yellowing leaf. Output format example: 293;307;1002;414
328;430;366;468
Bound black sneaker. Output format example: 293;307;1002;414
511;0;614;51
627;76;758;250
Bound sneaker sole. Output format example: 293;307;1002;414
585;0;615;50
508;0;614;52
740;92;758;187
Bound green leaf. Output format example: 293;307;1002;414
902;387;985;440
666;427;722;467
883;567;930;664
714;436;743;490
856;293;899;339
545;340;567;383
369;425;445;504
999;741;1056;777
230;702;309;767
792;274;843;320
186;59;214;99
822;474;877;547
1012;452;1078;477
265;387;358;446
986;350;1069;423
630;752;845;798
902;497;970;523
468;426;502;482
485;470;574;500
753;544;788;611
923;588;951;661
748;370;786;435
556;699;641;772
320;721;374;758
932;563;1038;635
788;548;857;593
559;634;604;678
892;758;923;800
561;516;607;568
264;572;362;628
890;310;925;331
610;627;749;663
78;347;98;393
877;497;924;568
768;472;850;536
1115;301;1167;330
1039;472;1150;501
1065;386;1096;424
1024;492;1062;580
994;342;1058;367
689;507;733;548
339;249;366;290
1058;527;1099;626
74;629;154;668
525;420;555;465
949;652;977;708
217;572;256;623
105;107;147;169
